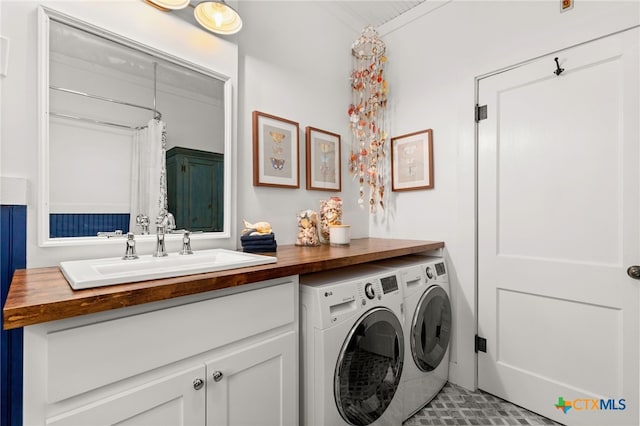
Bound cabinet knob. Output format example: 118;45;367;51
193;378;205;390
628;265;640;279
212;371;224;382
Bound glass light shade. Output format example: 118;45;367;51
194;0;243;35
146;0;190;10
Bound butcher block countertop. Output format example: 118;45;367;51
2;238;444;330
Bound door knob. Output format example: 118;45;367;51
212;371;224;382
627;265;640;279
193;378;204;390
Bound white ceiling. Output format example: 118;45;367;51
315;1;426;32
49;1;427;91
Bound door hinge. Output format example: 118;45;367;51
475;104;487;122
475;335;487;353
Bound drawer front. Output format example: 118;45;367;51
47;279;296;403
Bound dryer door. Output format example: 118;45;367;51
411;285;451;372
334;307;404;426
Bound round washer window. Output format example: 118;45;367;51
334;307;404;426
411;285;451;372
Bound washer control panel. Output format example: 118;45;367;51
301;266;403;329
356;273;400;307
425;261;447;282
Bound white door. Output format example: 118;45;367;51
478;28;639;426
46;365;206;426
206;331;297;426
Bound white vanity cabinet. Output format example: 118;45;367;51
23;277;298;426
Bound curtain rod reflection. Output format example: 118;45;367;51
49;111;150;130
49;85;162;130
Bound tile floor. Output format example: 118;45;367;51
405;383;562;426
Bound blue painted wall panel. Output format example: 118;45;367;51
50;213;130;237
1;205;27;426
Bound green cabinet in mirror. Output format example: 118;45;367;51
167;147;224;232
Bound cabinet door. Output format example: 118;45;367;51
186;156;218;231
47;365;206;426
166;148;223;232
206;331;297;426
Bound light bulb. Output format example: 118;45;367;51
214;11;223;28
194;1;243;35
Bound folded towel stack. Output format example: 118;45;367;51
241;232;277;253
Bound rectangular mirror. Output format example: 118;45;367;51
38;6;233;246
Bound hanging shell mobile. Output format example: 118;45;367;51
348;26;388;213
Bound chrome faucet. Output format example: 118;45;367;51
136;214;150;235
153;224;168;257
122;232;139;260
155;210;176;234
179;230;193;255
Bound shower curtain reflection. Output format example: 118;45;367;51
130;119;167;234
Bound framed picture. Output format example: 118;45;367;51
305;126;342;191
391;129;434;191
253;111;300;188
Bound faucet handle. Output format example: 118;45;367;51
136;214;150;235
153;225;168;257
179;230;193;255
122;232;139;260
166;212;176;233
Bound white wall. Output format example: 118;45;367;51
0;1;238;266
373;0;640;390
236;1;368;245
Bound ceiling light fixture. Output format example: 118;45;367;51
193;0;243;35
144;0;190;11
145;0;243;35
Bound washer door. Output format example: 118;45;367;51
334;307;404;426
411;285;451;372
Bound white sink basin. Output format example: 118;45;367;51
60;249;278;290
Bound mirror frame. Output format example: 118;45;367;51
37;6;233;247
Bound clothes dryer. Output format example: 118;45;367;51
300;265;405;426
374;255;451;420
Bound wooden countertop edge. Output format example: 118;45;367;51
2;238;444;330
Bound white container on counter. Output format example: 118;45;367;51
329;224;351;245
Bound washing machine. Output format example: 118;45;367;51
374;255;451;421
300;265;405;426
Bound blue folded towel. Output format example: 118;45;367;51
241;233;276;243
242;244;277;253
241;241;277;249
241;231;277;253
